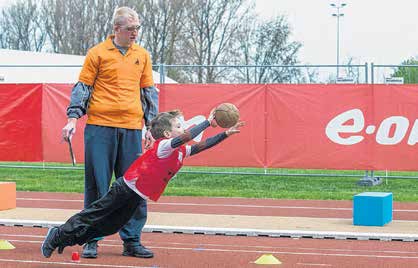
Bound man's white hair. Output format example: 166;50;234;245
112;6;139;26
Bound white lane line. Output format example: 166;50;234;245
0;258;155;268
5;239;418;260
13;198;350;211
155;203;352;211
16;198;418;213
297;263;332;266
151;241;418;255
18;198;83;203
3;236;418;255
149;246;418;259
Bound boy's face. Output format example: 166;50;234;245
166;118;184;138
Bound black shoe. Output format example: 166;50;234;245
81;240;98;258
41;227;64;258
122;243;154;258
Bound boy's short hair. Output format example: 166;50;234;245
150;110;182;139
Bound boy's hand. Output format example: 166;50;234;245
208;108;217;127
226;121;245;136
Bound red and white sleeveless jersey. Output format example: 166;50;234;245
123;139;187;201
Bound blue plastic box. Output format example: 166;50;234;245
353;192;393;226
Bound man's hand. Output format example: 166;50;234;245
62;118;77;141
226;121;245;136
144;128;155;150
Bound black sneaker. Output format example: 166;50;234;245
81;240;98;258
41;227;63;258
122;243;154;258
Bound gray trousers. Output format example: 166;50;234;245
84;124;146;243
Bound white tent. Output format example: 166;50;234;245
0;49;176;84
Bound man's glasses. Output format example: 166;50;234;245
122;25;141;32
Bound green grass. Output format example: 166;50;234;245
1;162;418;202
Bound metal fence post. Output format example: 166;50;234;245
370;62;374;84
159;64;165;84
364;62;368;84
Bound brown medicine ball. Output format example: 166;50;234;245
214;103;240;128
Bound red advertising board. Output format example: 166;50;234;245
158;84;266;167
0;84;43;161
42;84;87;163
1;83;418;171
265;84;418;170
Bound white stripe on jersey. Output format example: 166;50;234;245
157;138;191;158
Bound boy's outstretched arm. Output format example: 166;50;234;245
171;120;211;148
190;121;244;156
171;108;217;148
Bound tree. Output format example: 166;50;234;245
134;0;186;81
0;0;46;51
392;57;418;84
179;0;252;83
137;0;185;64
41;0;125;55
234;16;302;83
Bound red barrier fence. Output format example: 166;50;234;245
1;83;418;171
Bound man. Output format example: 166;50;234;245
62;6;158;259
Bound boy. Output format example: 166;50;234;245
41;108;244;258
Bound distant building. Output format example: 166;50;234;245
0;49;176;84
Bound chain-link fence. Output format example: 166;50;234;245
2;63;418;84
154;63;418;84
152;64;370;84
371;64;418;84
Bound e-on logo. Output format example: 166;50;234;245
325;109;418;146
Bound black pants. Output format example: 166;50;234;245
84;124;146;243
58;178;145;247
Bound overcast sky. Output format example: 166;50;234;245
1;0;417;65
255;0;418;65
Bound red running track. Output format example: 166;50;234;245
0;192;417;267
1;226;418;268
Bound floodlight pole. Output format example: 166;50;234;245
331;3;346;79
